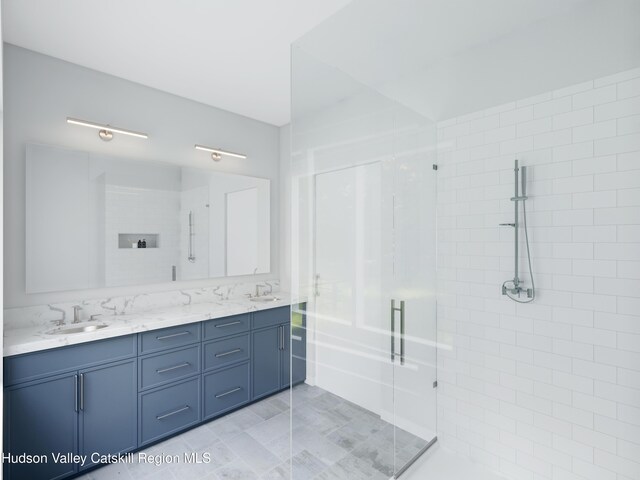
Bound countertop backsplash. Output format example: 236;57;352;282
3;280;280;331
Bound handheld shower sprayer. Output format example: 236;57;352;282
501;160;535;303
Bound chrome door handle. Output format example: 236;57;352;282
156;405;190;420
215;348;242;358
79;373;85;411
215;387;242;398
156;331;190;340
156;362;191;374
74;374;79;412
400;300;405;366
391;299;405;364
214;321;242;328
314;274;320;297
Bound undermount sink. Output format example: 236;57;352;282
46;323;109;335
250;296;281;303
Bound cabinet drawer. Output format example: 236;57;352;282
139;345;201;390
203;314;250;340
203;362;250;420
139;323;200;354
139;377;200;445
203;334;249;372
4;335;136;385
253;306;290;329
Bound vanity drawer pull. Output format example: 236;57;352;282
156;405;190;420
215;348;242;358
156;331;191;341
214;321;242;328
215;387;242;398
292;335;302;342
156;362;191;374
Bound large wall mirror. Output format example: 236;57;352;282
26;143;270;293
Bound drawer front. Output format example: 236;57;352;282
204;334;249;372
139;323;200;354
4;335;136;386
139;345;201;390
139;377;200;445
203;362;250;420
203;314;250;340
253;306;290;329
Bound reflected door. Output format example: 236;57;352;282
314;162;387;418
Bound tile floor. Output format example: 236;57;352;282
78;384;428;480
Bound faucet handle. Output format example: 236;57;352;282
89;313;103;321
72;305;83;324
50;318;65;327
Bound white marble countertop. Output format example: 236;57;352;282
4;294;296;357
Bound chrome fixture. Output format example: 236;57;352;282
72;305;83;324
501;159;535;303
187;211;196;263
390;299;405;365
66;117;149;141
195;144;247;161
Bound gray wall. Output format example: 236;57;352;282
4;44;280;308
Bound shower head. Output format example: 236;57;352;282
521;166;527;197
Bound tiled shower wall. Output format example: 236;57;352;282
436;67;640;480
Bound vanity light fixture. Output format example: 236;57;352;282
66;117;149;141
195;144;247;161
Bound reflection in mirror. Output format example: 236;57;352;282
25;143;270;294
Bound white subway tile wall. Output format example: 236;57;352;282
437;67;640;480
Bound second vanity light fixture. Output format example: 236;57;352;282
195;144;247;161
66;117;149;141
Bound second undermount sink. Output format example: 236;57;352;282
46;322;109;335
250;295;281;303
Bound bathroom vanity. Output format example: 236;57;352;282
3;302;306;480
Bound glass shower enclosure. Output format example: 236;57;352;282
290;23;439;478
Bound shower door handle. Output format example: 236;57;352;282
390;300;396;362
390;299;405;364
399;300;405;366
314;274;320;297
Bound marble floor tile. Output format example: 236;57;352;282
225;432;282;475
213;459;259;480
123;383;434;480
249;397;289;420
291;450;328;480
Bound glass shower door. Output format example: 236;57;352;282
385;113;438;477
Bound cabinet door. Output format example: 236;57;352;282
291;306;307;385
4;374;78;480
79;359;137;469
280;323;291;389
252;326;281;399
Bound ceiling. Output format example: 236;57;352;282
2;0;352;126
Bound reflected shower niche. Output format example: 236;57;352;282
25;143;271;293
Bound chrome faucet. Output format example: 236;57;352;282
255;284;266;297
72;305;83;324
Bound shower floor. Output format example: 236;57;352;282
76;384;428;479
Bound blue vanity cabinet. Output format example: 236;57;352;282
4;373;79;480
3;335;137;480
79;358;137;470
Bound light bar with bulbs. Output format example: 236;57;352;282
66;117;149;140
195;144;247;161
